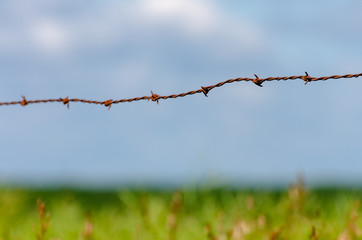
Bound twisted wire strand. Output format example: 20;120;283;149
1;72;361;108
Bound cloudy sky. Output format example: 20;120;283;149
1;0;362;187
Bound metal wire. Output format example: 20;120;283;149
1;72;361;109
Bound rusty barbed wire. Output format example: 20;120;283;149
1;72;361;109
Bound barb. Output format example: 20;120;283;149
1;72;361;108
252;74;263;87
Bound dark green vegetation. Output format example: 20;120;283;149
1;183;362;240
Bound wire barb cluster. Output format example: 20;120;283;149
1;72;361;109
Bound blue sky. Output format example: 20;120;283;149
0;0;362;187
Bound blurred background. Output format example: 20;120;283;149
0;0;361;188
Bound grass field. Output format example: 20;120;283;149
1;182;362;240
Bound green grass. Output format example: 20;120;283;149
1;183;362;240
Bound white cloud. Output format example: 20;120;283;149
0;0;266;60
139;0;217;35
30;19;70;54
135;0;266;56
0;2;72;56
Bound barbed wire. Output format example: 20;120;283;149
1;72;361;109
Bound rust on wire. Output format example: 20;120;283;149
149;91;160;104
60;97;70;109
103;99;113;110
303;72;311;85
20;96;28;106
201;86;210;97
253;74;263;87
1;72;362;108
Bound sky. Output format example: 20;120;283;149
0;0;362;188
